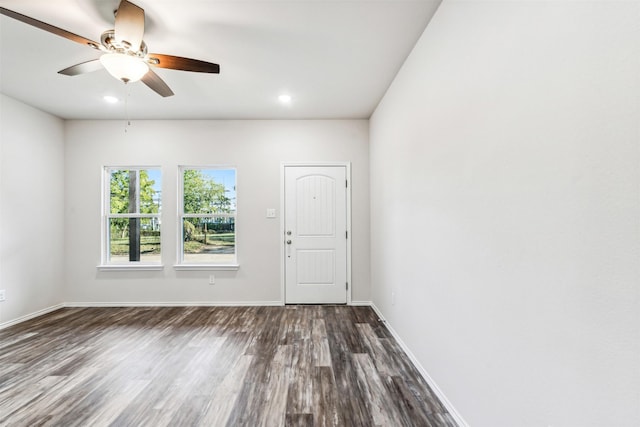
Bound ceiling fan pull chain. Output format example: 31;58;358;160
124;84;131;133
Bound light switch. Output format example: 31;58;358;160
266;208;276;218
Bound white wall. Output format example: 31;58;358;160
64;119;370;304
370;1;640;426
0;94;65;325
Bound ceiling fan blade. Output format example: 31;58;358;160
58;59;103;76
0;6;101;50
141;70;174;97
114;0;144;52
147;54;220;73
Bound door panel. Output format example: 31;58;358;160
285;166;347;304
296;175;335;236
297;250;335;284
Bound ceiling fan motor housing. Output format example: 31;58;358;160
101;30;147;58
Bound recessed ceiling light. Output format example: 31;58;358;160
278;94;292;104
103;95;119;104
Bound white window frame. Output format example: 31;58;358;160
175;165;239;271
98;166;163;271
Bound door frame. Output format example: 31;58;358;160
280;162;352;305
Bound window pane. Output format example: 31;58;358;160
109;169;161;215
109;170;130;214
183;169;236;215
109;218;161;263
183;217;235;263
141;169;162;214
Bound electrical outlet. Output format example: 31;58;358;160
209;275;215;285
0;290;5;302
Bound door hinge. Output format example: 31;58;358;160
345;230;348;239
346;282;349;290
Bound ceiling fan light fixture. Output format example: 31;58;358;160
100;53;149;83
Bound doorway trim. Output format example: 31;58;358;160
280;162;352;305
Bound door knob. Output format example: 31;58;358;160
286;240;292;245
286;230;292;235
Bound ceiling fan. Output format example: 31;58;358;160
0;0;220;97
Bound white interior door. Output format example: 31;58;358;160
284;165;348;304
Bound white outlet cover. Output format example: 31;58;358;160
266;208;277;218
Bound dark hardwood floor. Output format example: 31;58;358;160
0;306;456;426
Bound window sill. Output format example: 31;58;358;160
173;264;240;271
97;264;164;272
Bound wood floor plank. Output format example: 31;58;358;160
145;343;226;426
287;338;314;415
0;375;65;423
197;354;254;427
81;379;150;426
8;367;101;426
387;375;439;427
311;319;331;367
258;344;294;427
0;332;38;352
379;336;450;415
0;306;457;427
312;366;343;427
356;322;399;377
327;350;375;426
286;413;315;427
353;352;404;426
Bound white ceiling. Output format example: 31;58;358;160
0;0;440;120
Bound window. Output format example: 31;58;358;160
101;167;162;267
177;167;237;268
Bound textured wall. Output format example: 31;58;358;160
0;94;65;325
64;119;370;305
370;1;640;425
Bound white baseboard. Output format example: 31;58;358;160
350;300;373;306
370;303;469;427
0;303;65;330
64;301;285;307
